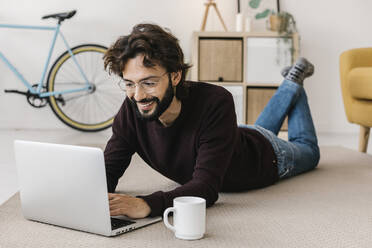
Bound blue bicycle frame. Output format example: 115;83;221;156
0;23;91;97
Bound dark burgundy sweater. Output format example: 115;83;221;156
104;82;278;217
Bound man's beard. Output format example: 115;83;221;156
130;79;174;122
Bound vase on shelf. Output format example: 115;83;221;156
236;13;244;32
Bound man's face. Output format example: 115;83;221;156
122;55;177;121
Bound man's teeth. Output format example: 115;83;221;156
141;102;153;106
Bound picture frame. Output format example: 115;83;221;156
245;0;278;31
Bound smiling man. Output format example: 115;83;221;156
103;24;320;219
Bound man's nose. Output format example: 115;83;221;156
133;85;147;102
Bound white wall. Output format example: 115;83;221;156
282;0;372;134
0;0;369;133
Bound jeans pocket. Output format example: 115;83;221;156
277;149;294;179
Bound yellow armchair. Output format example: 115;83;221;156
340;48;372;153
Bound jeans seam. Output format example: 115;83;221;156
250;125;292;179
239;124;293;179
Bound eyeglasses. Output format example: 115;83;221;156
118;72;168;93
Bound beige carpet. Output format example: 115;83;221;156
1;146;372;248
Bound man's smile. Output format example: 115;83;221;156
138;101;155;111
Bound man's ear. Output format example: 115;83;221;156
171;71;182;87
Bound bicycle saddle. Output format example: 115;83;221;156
42;10;76;23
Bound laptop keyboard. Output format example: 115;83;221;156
111;217;135;230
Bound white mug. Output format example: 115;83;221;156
163;196;206;240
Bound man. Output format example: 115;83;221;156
103;24;320;219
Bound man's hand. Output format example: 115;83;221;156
108;193;151;219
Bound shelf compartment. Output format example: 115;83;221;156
198;38;243;82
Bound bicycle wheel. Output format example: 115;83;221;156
47;44;125;132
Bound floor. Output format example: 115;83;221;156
0;128;371;205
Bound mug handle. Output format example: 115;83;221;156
163;207;176;232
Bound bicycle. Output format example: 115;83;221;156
0;10;124;132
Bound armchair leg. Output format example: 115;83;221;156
359;125;370;153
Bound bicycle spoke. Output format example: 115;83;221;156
98;90;124;106
93;94;106;122
90;52;95;81
58;59;82;82
96;91;117;114
93;71;111;84
90;55;103;83
62;92;90;102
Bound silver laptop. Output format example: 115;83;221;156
14;140;161;236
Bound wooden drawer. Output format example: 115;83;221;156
246;87;288;130
198;38;243;82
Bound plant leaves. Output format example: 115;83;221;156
249;0;261;9
255;9;271;19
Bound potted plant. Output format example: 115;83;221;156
268;0;297;34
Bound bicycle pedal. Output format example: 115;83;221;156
55;95;66;106
4;89;29;96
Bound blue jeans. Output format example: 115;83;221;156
240;80;320;179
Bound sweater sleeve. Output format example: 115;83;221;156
104;101;136;193
138;91;237;217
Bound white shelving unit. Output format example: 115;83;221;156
191;31;299;128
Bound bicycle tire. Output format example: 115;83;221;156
47;44;125;132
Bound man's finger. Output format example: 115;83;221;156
108;193;129;200
110;200;129;209
108;193;119;200
109;197;131;205
108;198;122;204
110;208;126;216
109;204;122;211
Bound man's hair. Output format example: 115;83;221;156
104;23;192;100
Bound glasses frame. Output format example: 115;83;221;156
118;72;169;94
